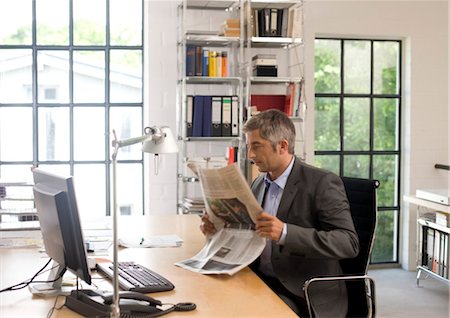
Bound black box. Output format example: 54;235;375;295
252;65;277;77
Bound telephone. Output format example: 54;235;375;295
65;289;196;317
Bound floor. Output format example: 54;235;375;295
368;268;450;318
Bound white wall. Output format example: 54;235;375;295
304;0;448;270
145;0;449;269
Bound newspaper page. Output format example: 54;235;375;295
175;164;266;275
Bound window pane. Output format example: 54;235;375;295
0;0;32;45
38;107;70;161
110;106;143;160
315;97;340;151
314;39;341;94
74;164;106;219
37;0;69;45
37;164;71;177
314;155;339;175
0;165;34;183
0;107;33;161
37;51;70;103
374;98;399;151
373;154;399;207
0;49;33;103
0;165;34;212
371;210;398;263
344;40;370;94
110;49;143;103
73;51;105;103
113;163;143;216
373;41;400;95
343;97;370;150
74;107;105;161
110;0;142;46
343;155;369;178
73;0;106;45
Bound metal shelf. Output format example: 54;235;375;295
185;76;241;84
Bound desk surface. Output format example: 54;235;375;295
403;195;450;214
0;214;297;317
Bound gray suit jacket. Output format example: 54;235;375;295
251;158;359;317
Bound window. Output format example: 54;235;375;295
0;0;144;224
314;38;401;263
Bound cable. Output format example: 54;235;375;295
0;258;65;293
46;294;64;318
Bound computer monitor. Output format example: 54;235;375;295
31;167;91;296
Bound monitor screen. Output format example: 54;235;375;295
32;167;91;293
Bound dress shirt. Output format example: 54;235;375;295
258;156;294;277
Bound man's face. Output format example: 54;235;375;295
245;129;280;173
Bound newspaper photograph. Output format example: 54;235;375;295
175;164;266;275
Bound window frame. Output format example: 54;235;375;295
0;0;145;227
314;37;402;264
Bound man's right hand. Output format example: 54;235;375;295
200;213;217;236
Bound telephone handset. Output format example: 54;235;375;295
102;291;162;306
65;289;196;317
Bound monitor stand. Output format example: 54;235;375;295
28;260;73;297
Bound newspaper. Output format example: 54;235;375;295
175;164;266;275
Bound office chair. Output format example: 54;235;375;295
303;177;380;318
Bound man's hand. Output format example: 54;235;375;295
255;212;284;241
200;213;217;236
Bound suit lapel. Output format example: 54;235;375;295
277;158;302;220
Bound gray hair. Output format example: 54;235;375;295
243;109;295;154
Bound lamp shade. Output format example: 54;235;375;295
142;126;178;154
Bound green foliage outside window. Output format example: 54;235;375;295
314;39;401;263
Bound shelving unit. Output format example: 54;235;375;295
404;195;450;286
0;182;36;223
176;0;306;213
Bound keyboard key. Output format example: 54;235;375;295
97;261;175;293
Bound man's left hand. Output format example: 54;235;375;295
255;212;284;242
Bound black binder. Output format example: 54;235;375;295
221;96;232;136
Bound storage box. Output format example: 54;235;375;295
252;65;277;77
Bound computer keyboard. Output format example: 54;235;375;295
96;261;175;293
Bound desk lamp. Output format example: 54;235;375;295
110;126;178;317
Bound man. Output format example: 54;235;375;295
200;109;359;317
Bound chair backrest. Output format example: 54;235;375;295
340;176;379;317
340;176;379;275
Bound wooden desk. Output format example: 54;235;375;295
0;214;297;317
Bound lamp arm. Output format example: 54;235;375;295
113;134;154;148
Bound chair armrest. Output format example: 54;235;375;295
303;275;376;318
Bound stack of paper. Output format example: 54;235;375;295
118;234;184;248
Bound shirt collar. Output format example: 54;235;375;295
264;156;295;190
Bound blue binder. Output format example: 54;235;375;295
192;95;204;137
202;96;212;137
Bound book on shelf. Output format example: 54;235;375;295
195;46;203;76
221;96;232;137
186;44;196;76
203;96;213;137
185;45;230;78
421;223;449;279
252;55;277;67
231;95;239;136
211;96;222;137
251;7;296;37
188;95;240;138
252;65;277;77
186;95;194;137
192;95;204;137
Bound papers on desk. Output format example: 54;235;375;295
118;234;183;248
